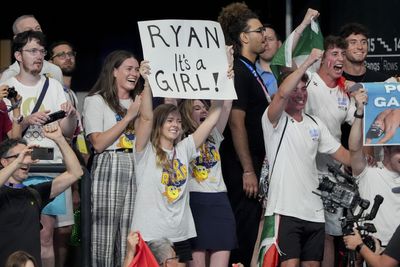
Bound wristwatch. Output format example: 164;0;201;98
355;243;365;252
354;110;364;119
12;115;24;124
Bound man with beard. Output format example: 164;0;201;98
0;30;77;267
49;41;78;108
218;3;269;266
49;41;83;267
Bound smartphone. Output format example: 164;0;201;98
44;110;66;125
32;147;54;160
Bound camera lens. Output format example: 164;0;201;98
317;177;335;192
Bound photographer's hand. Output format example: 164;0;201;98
343;227;363;250
60;101;77;117
0;85;8;100
26;110;51;125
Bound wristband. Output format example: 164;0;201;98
354;110;364;119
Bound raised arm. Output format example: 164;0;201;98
134;60;154;152
268;48;322;126
348;88;368;176
47;123;83;198
192;100;223;149
292;8;320;51
0;146;36;186
216;45;234;134
123;231;139;267
216;100;232;134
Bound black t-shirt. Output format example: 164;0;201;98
384;224;400;264
221;56;270;165
342;68;391;83
0;182;52;267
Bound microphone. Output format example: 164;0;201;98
365;195;384;220
392;187;400;194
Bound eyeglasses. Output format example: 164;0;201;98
244;26;266;34
21;48;47;56
51;51;76;60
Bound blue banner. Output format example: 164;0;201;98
363;82;400;145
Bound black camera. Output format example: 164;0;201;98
313;165;368;213
7;86;18;100
313;164;384;256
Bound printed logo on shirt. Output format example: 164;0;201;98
337;96;349;111
309;128;320;141
190;142;219;183
115;114;135;148
161;158;188;203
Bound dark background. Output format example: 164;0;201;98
1;0;399;91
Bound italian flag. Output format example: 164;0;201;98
270;20;324;83
258;215;281;267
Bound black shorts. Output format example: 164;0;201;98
173;239;193;263
277;215;325;262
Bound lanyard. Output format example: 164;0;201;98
240;59;271;103
4;182;26;189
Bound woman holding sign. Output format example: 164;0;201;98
179;98;236;267
131;60;226;266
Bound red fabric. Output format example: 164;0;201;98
337;76;346;92
262;244;279;267
129;233;159;267
0;101;12;142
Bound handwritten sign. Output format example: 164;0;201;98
138;19;236;99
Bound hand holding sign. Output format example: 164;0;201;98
138;20;237;100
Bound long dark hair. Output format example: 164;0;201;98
88;50;142;130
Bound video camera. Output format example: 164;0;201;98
313;164;368;213
313;164;384;252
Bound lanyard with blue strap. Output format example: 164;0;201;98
240;58;271;103
4;182;26;188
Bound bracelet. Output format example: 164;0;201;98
243;171;255;176
354;110;364;119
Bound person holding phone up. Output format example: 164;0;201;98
0;123;83;267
